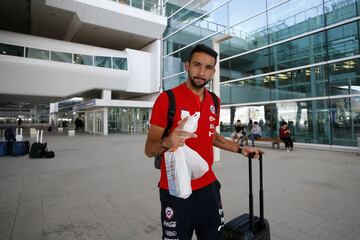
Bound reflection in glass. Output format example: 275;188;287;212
267;0;324;43
95;56;111;68
331;97;360;146
165;0;219;37
220;12;268;58
163;72;187;90
0;43;24;57
51;51;72;63
26;47;49;60
272;65;327;100
165;3;228;55
269;32;326;71
220;78;272;105
329;58;360;96
220;48;270;81
228;0;266;26
324;0;358;25
73;54;93;66
327;21;359;60
113;57;128;70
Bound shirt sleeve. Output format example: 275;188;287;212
149;92;169;129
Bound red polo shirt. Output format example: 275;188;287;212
150;83;220;190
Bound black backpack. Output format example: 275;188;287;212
154;89;219;169
29;142;47;158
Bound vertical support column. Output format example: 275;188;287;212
103;108;108;136
212;34;232;162
102;89;111;101
102;90;111;136
213;40;221;162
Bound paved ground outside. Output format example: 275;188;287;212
0;134;359;240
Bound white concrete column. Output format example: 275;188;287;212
102;89;112;100
212;34;232;162
103;108;108;136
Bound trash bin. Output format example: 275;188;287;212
68;129;75;137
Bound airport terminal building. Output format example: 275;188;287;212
162;0;360;148
1;0;360;149
0;0;166;135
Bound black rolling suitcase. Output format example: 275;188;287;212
223;154;270;240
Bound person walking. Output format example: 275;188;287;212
144;44;264;240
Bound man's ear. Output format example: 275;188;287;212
185;61;190;72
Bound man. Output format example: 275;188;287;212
231;119;247;146
248;121;262;147
144;44;264;240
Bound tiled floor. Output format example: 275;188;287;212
0;134;359;240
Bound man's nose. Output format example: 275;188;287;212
199;65;206;75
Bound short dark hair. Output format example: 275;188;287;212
187;44;218;64
281;121;287;126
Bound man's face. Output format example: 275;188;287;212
185;52;216;89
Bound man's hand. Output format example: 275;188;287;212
161;117;197;150
241;146;264;159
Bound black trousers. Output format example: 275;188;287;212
159;180;224;240
281;136;293;149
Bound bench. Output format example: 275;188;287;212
256;137;281;149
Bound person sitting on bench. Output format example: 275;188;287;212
248;121;262;147
231;120;247;146
279;121;293;152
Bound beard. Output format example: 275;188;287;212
189;75;210;89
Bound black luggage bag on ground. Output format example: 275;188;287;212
30;130;47;158
223;154;270;240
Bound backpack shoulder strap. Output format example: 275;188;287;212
162;89;175;138
208;91;219;116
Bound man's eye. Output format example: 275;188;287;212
206;65;214;70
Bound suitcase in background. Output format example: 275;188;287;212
12;141;29;156
0;141;7;156
15;128;23;142
223;154;270;240
30;130;47;158
0;129;9;156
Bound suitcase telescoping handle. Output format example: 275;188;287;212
248;153;264;233
36;130;43;143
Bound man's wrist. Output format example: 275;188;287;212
237;146;242;154
160;137;169;151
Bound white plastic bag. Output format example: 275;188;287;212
164;111;209;199
183;145;209;179
165;149;192;199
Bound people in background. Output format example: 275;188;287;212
231;120;247;146
248;121;262;147
279;121;293;152
17;118;22;127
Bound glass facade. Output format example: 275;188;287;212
0;43;24;57
51;51;72;63
108;107;150;134
163;0;360;147
0;41;128;71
